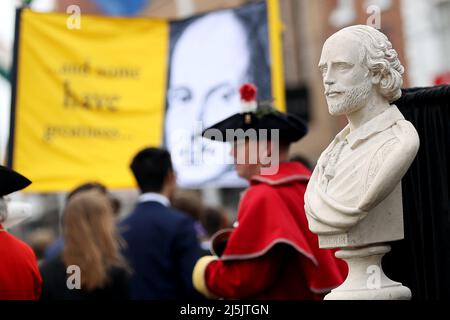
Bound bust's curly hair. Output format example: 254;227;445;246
341;25;404;102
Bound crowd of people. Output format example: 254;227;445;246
0;148;233;300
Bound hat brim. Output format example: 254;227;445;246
0;166;31;196
202;112;307;144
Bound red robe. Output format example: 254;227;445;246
0;225;42;300
204;162;347;299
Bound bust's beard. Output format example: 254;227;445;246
327;80;372;116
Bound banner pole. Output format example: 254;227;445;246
267;0;286;112
6;8;23;167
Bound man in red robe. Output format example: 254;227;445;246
0;165;42;300
193;84;346;299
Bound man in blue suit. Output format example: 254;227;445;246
120;147;201;299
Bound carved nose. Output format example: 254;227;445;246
322;67;335;85
325;78;336;85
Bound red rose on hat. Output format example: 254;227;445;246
239;83;257;102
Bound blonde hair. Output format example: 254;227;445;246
62;189;127;291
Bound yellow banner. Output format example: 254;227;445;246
10;2;285;191
11;9;169;192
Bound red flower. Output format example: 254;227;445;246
239;83;257;102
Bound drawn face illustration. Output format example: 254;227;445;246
165;11;250;186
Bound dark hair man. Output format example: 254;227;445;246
120;147;201;299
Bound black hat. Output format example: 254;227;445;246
202;83;307;144
0;165;31;196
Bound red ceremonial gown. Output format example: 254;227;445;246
0;226;42;300
203;162;347;299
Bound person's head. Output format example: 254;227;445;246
201;206;230;237
319;25;404;116
0;165;31;226
0;197;7;225
171;189;203;221
66;182;107;201
67;182;121;217
230;138;289;180
130;147;176;197
62;189;126;291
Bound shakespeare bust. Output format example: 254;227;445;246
304;25;419;299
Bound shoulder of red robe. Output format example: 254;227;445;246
221;175;317;266
250;161;311;186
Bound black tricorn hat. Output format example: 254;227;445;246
0;165;31;196
202;83;307;144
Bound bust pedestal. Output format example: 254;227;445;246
324;244;411;300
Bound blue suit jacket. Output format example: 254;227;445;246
120;201;201;299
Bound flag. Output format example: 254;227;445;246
8;0;285;191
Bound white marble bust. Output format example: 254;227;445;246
304;25;420;248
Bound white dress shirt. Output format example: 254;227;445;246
138;192;170;207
